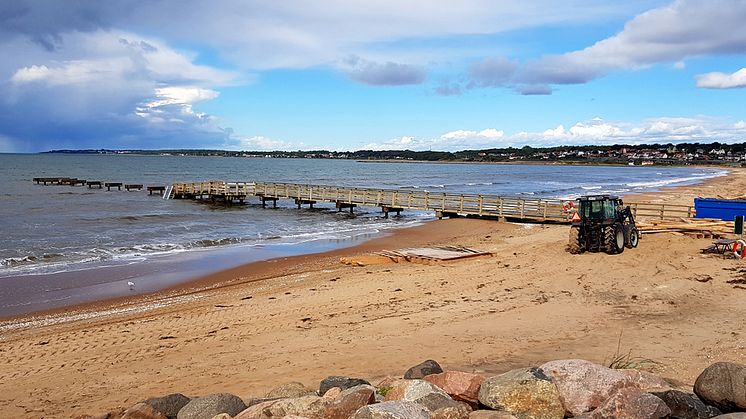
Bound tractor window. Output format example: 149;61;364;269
604;202;616;218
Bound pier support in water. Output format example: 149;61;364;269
260;196;279;208
381;206;403;218
435;210;459;220
147;186;166;195
105;182;122;191
125;184;143;191
336;201;356;214
295;199;316;209
87;181;103;189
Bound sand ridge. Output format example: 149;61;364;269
1;172;746;418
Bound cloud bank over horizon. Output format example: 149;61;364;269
0;0;744;152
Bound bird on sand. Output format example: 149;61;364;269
127;281;135;290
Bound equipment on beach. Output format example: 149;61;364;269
567;195;639;254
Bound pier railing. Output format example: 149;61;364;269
169;180;695;222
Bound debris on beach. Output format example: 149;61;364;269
637;218;734;239
75;359;746;419
376;246;492;265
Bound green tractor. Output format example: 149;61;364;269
567;195;640;254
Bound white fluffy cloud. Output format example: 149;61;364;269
465;0;746;93
363;117;746;151
696;68;746;89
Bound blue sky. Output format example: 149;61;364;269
0;0;744;152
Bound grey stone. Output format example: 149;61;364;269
144;393;191;419
587;387;670;419
265;382;316;399
351;400;430;419
477;367;564;419
405;360;444;379
652;390;722;418
695;362;746;412
712;414;746;418
319;376;371;395
177;393;247;419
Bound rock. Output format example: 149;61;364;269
326;385;377;419
430;405;471;419
384;379;450;402
351;400;431;419
424;371;484;404
405;360;444;379
322;387;342;399
144;394;191;419
75;409;127;419
477;367;564;419
260;395;328;418
652;390;722;419
540;359;639;416
177;393;247;419
121;403;168;419
712;414;746;418
694;362;746;412
587;387;671;419
468;411;518;419
621;369;672;392
234;400;278;419
266;382;317;399
319;376;371;395
210;415;232;419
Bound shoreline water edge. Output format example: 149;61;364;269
2;168;746;418
0;166;730;323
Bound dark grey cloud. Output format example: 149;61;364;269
467;57;517;88
342;56;426;86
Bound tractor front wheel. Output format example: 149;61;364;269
568;226;583;254
626;227;639;248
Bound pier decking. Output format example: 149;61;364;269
32;177;696;222
170;180;695;222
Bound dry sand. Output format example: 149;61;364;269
2;170;746;418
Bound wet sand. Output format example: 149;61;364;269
1;171;745;418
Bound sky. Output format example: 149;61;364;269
0;0;745;153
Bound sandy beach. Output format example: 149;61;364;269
2;171;746;418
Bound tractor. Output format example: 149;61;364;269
567;195;639;254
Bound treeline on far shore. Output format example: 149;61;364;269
44;141;746;165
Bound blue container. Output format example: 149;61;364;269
695;198;746;220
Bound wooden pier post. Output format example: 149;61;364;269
105;182;122;191
336;201;357;214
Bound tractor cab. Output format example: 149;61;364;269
569;195;639;254
577;195;623;224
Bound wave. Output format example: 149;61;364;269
625;171;726;189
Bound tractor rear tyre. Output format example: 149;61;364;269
626;227;639;248
604;225;625;254
568;226;582;254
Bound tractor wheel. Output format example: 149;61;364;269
604;225;625;254
626;227;639;248
568;226;583;254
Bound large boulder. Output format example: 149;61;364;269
477;367;564;419
266;382;317;399
384;379;450;402
694;362;746;412
712;414;746;418
424;371;484;404
405;360;444;379
319;376;371;395
121;403;168;419
351;400;431;419
177;393;247;419
652;390;722;419
587;388;670;419
257;395;328;418
144;394;191;419
541;359;658;416
326;385;377;419
430;404;471;419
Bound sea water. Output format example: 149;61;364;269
0;154;726;316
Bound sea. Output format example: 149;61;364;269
0;153;727;317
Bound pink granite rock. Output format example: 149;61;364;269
424;371;485;404
587;387;670;419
